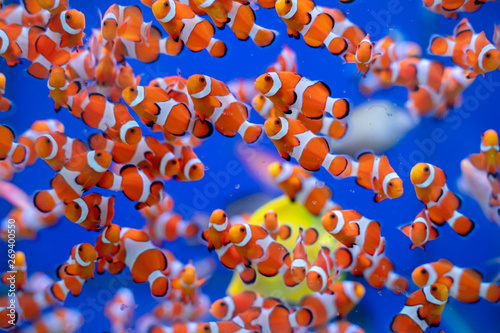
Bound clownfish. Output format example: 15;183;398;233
320;321;365;333
266;45;298;73
321;210;384;256
47;66;82;112
154;294;210;322
21;308;83;333
187;74;262;143
104;288;136;333
195;321;254;333
469;129;500;206
171;142;204;182
192;0;276;47
307;246;333;293
275;0;348;56
210;291;280;321
152;0;227;57
65;49;96;82
0;24;44;66
35;131;87;171
49;243;97;302
371;36;422;71
264;117;353;179
411;163;475;236
261;210;291;241
0;305;18;331
255;72;349;120
19;119;65;166
380;58;444;92
332;244;372;278
345;34;381;77
423;0;492;17
1;251;27;291
27;9;86;79
201;209;257;284
107;227;170;299
322;7;365;55
35;0;68;15
0;125;29;170
235;304;312;333
65;193;115;231
390;283;448;333
145;211;200;244
229;223;297;287
33;150;112;213
269;161;342;216
95;224;121;274
400;209;439;250
428;18;500;79
0;3;51;28
122;85;213;139
98;165;165;209
171;262;206;304
361;254;409;295
328;281;366;317
291;227;311;283
412;259;500;303
101;4;152;43
0;73;10;113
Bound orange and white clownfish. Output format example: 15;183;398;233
307;246;334;293
353;152;403;202
252;94;349;140
195;321;255;333
47;66;82;112
192;0;277;47
412;259;500;303
255;72;349;120
269;161;342;216
322;7;365;55
390;283;448;333
380;58;445;92
267;45;298;73
0;304;18;331
187;74;262;144
0;3;50;28
35;131;87;171
234;303;312;332
0;74;11;113
98;165;165;209
321;210;383;256
68;92;143;145
290;227;311;283
95;224;121;274
171;262;206;304
1;204;62;241
1;251;27;291
153;293;210;322
27;9;85;79
65;49;96;82
345;34;381;77
264;117;353;179
328;281;366;317
370;36;422;71
275;0;348;56
411;163;475;236
227;78;259;105
33;150;112;213
101;4;152;43
0;24;44;66
108;227;171;299
400;209;439;250
229;223;297;287
428;18;500;79
35;0;68;15
170;140;204;182
210;291;280;321
320;321;365;333
0;125;29;170
261;210;291;241
332;244;372;278
18;119;65;166
361;254;409;294
424;0;492;17
104;288;136;333
469;129;500;206
122;85;213;139
48;243;97;303
145;210;199;243
202;209;257;284
21;307;83;333
65;193;115;231
152;0;227;57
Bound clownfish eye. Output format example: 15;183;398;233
200;77;205;82
411;224;414;228
240;227;245;232
74;204;80;209
204;326;209;332
275;119;280;125
192;165;197;170
222;213;226;218
264;75;271;82
46;138;51;143
388;182;393;187
96;152;102;157
66;14;71;20
486;53;491;59
103;21;107;26
78;247;82;251
285;0;290;3
220;302;226;306
421;268;427;274
164;1;169;6
316;273;321;279
171;160;177;164
330;213;335;219
130;87;135;92
130;128;135;133
424;167;429;172
432;286;437;291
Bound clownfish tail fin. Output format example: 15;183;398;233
481;282;500;303
33;189;59;213
447;211;475;236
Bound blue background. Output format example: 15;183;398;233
1;0;500;331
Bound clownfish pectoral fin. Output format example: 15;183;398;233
417;304;433;320
466;70;479;79
279;225;292;240
65;263;81;276
303;227;319;245
67;81;82;95
344;53;356;64
466;49;479;69
469;153;485;170
278;149;291;161
429;225;439;241
399;224;411;238
287;28;300;40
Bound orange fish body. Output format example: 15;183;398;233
362;255;409;294
321;210;383;256
290;227;310;283
1;251;27;291
47;66;81;111
152;0;227;57
266;45;298;73
0;73;10;113
307;246;333;293
0;3;50;27
171;263;206;303
412;259;500;303
323;7;365;55
344;34;380;77
65;49;96;81
22;308;83;333
469;129;500;206
332;244;371;277
193;0;276;47
65;193;115;231
236;304;312;333
101;4;151;43
146;210;199;243
264;117;352;178
255;72;349;120
328;281;366;317
262;210;291;241
210;291;280;321
34;131;87;171
390;283;448;333
0;125;29;169
33;150;112;213
187;74;262;143
275;0;348;56
0;24;43;66
95;224;121;274
400;209;439;250
411;163;475;236
36;0;68;15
